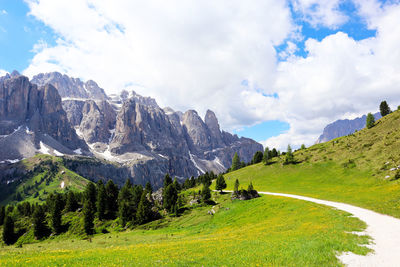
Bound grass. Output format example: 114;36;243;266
0;154;89;205
222;110;400;218
0;193;369;266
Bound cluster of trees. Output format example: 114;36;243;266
229;148;281;173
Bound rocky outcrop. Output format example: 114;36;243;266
316;112;382;143
31;72;108;100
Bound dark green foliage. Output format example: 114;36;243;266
136;191;152;225
231;152;241;171
252;151;263;164
380;101;391;116
51;194;63;234
215;174;227;192
132;185;144;212
366;113;375;129
262;147;270;164
105;180;119;219
301;144;306;150
2;215;14;245
145;182;153;194
234;179;240;193
163;174;173;189
96;181;107;221
0;205;5;225
65;191;79;212
118;179;134;226
247;182;254;192
271;148;278;158
82;200;94;235
33;205;48;240
163;183;178;212
173;178;181;192
285;145;294;164
201;183;211;202
84;182;97;213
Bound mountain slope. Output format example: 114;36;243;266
223;110;400;218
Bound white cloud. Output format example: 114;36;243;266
291;0;348;29
23;0;294;130
263;2;400;151
1;10;7;15
0;69;8;77
22;0;400;152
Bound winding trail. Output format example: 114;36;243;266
226;190;400;266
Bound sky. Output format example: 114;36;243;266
1;0;400;151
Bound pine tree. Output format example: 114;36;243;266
173;178;182;192
84;182;97;213
51;194;63;234
118;179;134;225
83;200;94;235
271;148;278;158
96;181;107;220
145;182;153;194
252;151;263;164
262;147;270;164
163;174;173;188
285;145;294;164
201;183;211;202
136;191;152;225
105;180;119;219
65;191;78;212
231;152;241;171
234;179;240;193
301;144;306;150
2;215;14;245
380;101;391;116
163;183;178;212
0;205;5;225
33;205;48;239
247;182;254;192
215;174;227;192
366;113;375;129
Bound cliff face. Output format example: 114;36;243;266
0;71;263;188
316;113;382;143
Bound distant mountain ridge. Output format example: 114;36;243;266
0;71;262;188
316;112;382;143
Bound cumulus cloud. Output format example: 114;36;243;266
22;0;400;151
23;0;294;131
263;2;400;150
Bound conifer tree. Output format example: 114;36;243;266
262;147;270;164
83;200;94;235
2;215;14;245
201;183;211;202
301;144;306;150
51;194;63;234
84;182;97;213
252;151;263;164
380;101;391;116
0;205;5;225
173;178;182;192
163;183;178;212
285;145;294;164
136;191;152;225
215;174;227;192
271;148;278;158
366;113;375;129
231;152;241;171
118;179;134;225
105;180;119;219
145;182;153;194
33;205;47;239
65;191;78;212
247;182;254;192
234;179;240;193
96;181;107;220
163;174;173;188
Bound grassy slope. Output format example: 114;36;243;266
0;154;89;205
0;194;369;266
223;110;400;217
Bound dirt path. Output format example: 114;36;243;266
256;191;400;266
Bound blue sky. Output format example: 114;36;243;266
0;0;397;149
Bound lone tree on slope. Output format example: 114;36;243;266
231;152;241;171
215;174;227;192
285;145;294;164
366;113;375;129
380;101;391;117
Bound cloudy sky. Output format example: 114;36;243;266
1;0;399;150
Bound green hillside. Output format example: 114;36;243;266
0;154;89;205
0;193;369;266
223;110;400;217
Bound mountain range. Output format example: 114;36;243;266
0;71;262;188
